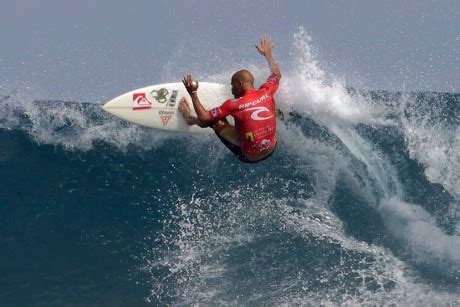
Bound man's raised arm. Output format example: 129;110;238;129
255;35;281;79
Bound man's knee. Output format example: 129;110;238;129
212;119;231;134
213;120;240;146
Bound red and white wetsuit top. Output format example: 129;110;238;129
208;74;280;156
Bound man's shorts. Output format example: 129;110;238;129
215;133;276;164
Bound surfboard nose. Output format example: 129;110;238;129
102;98;119;112
101;100;117;116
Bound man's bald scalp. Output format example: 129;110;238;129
232;70;254;84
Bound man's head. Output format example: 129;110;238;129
231;70;254;98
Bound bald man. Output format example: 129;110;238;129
180;36;281;163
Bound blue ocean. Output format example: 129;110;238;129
1;33;459;305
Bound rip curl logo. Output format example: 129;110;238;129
244;106;274;121
132;93;152;110
238;94;269;110
150;88;169;103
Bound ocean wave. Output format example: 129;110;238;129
1;28;458;304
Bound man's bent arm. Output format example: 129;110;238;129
182;74;213;127
190;92;213;126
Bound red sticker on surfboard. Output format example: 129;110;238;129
161;115;172;126
133;93;152;110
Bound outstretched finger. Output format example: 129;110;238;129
183;75;192;88
267;36;273;45
265;36;272;47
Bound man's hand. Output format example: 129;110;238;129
181;74;211;125
255;35;273;58
182;74;199;95
255;35;281;79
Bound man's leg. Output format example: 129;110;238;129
179;97;247;160
212;119;240;146
179;97;239;145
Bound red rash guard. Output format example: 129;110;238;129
208;74;280;156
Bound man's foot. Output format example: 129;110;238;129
178;97;198;126
179;97;191;115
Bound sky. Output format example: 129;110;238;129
0;0;458;101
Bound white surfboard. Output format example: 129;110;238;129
102;82;231;134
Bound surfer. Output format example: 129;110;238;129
179;35;282;163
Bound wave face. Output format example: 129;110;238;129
0;30;459;305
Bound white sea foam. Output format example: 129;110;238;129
146;181;460;304
380;198;460;274
400;94;460;200
283;28;459;272
278;29;393;127
0;91;173;151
